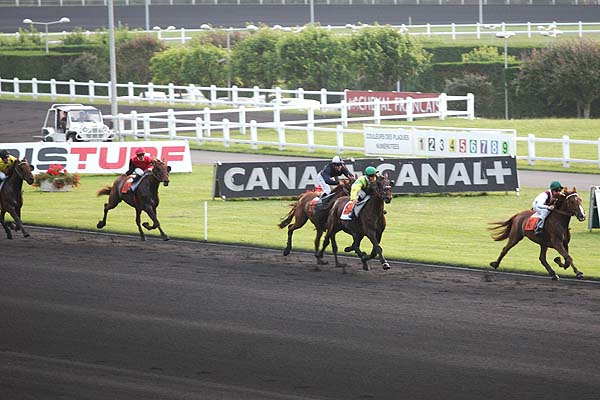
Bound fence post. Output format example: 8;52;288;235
239;106;246;135
320;88;327;108
527;21;532;38
252;85;260;101
32;78;38;99
130;110;138;138
527;133;536;165
118;113;125;137
406;97;414;122
374;98;381;124
196;117;204;144
476;22;481;39
250;120;258;149
278;125;286;151
210;85;217;105
298;87;304;100
0;77;2;94
88;80;95;102
143;114;151;141
203;107;211;137
438;93;447;120
597;138;600;169
232;85;239;103
336;124;344;154
168;83;175;105
50;78;56;100
579;21;583;38
69;79;76;101
223;118;230;148
307;107;315;152
13;78;20;97
341;100;348;128
466;93;475;119
562;135;570;168
168;108;176;139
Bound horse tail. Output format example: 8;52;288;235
277;202;298;229
97;185;113;196
488;214;517;241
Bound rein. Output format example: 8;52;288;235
553;193;580;216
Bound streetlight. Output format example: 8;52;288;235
496;31;515;120
22;16;70;53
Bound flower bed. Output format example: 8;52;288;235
34;164;80;192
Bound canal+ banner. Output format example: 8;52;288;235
0;141;192;173
213;156;519;198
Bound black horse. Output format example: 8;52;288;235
489;187;586;280
0;159;35;239
96;159;171;241
318;174;393;272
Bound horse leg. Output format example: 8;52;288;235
15;206;29;237
365;232;390;271
329;233;348;273
4;207;27;239
489;233;524;270
283;212;308;257
314;229;328;265
135;208;147;241
0;210;11;239
97;193;120;229
552;243;583;280
538;246;559;281
141;205;169;241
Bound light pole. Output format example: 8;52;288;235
107;0;118;136
496;31;515;120
22;17;70;53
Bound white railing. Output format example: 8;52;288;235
516;134;600;168
3;21;600;43
1;0;598;6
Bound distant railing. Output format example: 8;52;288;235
516;134;600;168
1;0;599;6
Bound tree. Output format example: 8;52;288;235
58;52;108;83
348;25;431;90
445;73;496;117
518;38;600;118
461;46;516;63
116;35;164;84
180;44;227;87
150;46;188;85
277;26;351;91
230;29;282;88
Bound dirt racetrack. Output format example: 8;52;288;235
3;226;600;399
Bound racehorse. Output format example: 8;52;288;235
278;179;352;264
96;158;171;241
0;158;35;239
489;187;586;280
318;174;393;272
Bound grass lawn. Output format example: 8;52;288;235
16;164;600;280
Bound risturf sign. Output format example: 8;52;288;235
346;90;439;115
214;156;519;199
0;141;192;173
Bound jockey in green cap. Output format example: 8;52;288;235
532;180;563;234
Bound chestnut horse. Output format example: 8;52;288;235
489;188;586;280
0;159;35;239
318;174;393;272
96;158;171;241
278;180;352;264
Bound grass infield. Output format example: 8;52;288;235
16;164;600;280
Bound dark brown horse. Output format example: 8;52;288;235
489;187;586;280
318;174;393;272
96;158;171;241
0;159;35;239
278;179;352;264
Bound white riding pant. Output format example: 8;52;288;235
133;168;144;176
0;171;6;181
316;174;333;195
533;207;550;221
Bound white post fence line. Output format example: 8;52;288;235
515;135;600;168
4;21;600;43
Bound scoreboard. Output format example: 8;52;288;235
364;125;516;158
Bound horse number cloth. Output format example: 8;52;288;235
525;216;540;232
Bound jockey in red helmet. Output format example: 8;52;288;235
123;147;154;193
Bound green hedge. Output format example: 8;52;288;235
0;51;82;81
422;44;538;63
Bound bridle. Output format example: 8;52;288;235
150;160;169;183
553;192;581;217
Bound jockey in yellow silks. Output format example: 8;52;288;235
0;150;17;183
341;166;378;220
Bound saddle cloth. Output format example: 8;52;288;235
525;216;540;231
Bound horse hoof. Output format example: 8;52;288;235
163;236;170;241
344;246;353;253
23;233;30;238
283;247;291;256
316;258;329;265
576;272;584;280
551;274;560;281
382;262;390;270
97;221;105;229
490;261;499;270
362;265;370;271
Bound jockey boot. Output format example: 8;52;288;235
534;220;544;235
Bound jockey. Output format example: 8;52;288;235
123;147;154;192
340;166;378;220
317;156;355;195
532;180;563;235
0;149;17;184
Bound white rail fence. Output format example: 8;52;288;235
516;134;600;168
1;0;599;7
3;21;600;43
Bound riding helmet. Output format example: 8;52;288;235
0;150;8;159
364;166;377;176
135;147;146;155
331;155;343;165
550;181;563;190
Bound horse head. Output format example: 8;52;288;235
13;158;35;185
151;159;171;187
556;187;586;222
372;173;393;204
